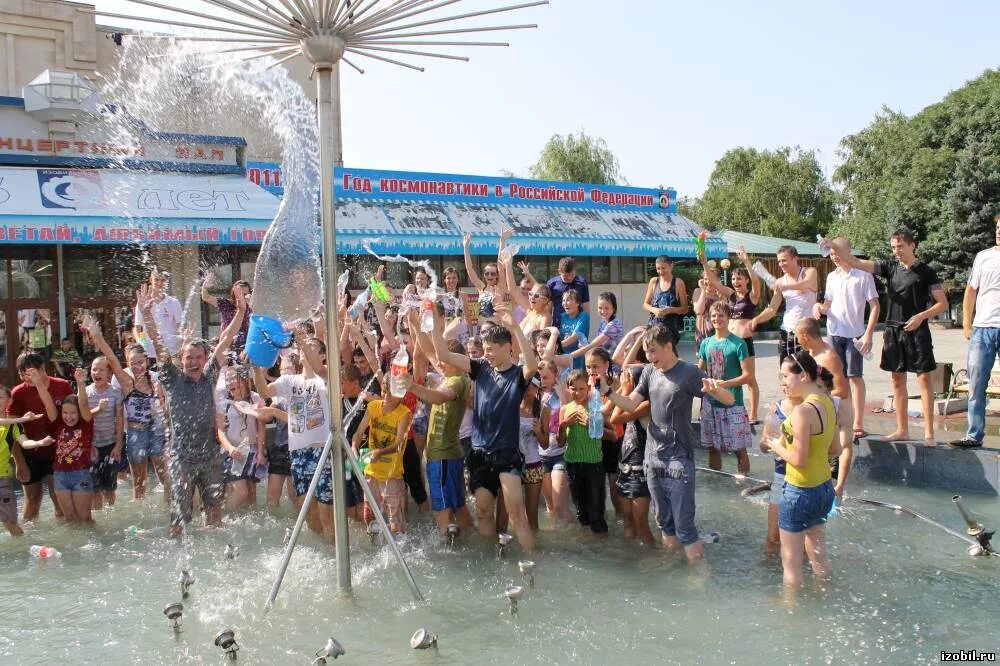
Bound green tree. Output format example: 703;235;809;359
833;69;1000;267
529;130;622;184
688;146;835;241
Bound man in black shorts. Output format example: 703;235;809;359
431;300;537;553
830;232;948;443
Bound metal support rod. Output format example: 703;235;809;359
316;63;351;594
340;434;424;602
952;495;984;534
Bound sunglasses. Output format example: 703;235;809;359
484;272;499;277
528;293;546;300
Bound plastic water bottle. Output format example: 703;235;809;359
420;298;435;333
499;243;521;264
853;337;874;361
30;545;61;558
752;261;777;289
587;388;604;440
336;269;350;296
347;285;370;319
816;234;831;258
390;346;409;398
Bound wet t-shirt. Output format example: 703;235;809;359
159;361;220;464
874;260;941;325
697;334;748;408
469;359;529;454
271;374;330;451
53;419;94;473
634;360;706;465
426;375;469;461
86;383;122;448
216;297;252;352
364;400;412;481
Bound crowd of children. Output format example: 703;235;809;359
2;226;967;593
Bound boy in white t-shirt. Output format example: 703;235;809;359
254;330;335;544
953;215;1000;448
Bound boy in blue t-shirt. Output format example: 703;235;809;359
698;300;754;474
559;289;590;371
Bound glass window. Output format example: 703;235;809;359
106;246;149;300
239;260;256;284
621;257;654;283
10;252;56;298
0;259;8;299
590;256;611;284
65;248;104;299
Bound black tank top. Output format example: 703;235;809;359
729;292;755;320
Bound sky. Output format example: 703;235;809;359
91;0;1000;198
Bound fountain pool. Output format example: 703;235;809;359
1;453;997;664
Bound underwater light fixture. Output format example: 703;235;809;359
518;560;535;588
313;637;346;663
214;628;240;661
410;628;438;650
162;602;183;633
179;570;195;599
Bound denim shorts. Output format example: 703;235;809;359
54;469;94;493
126;428;165;464
779;479;835;533
541;453;566;473
290;446;333;505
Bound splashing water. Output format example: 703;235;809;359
97;39;322;325
363;240;439;295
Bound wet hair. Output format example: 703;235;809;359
62;395;80;411
598;292;617;317
655;255;673;265
643;324;678;353
412;267;428;281
91;355;112;371
352;346;367;359
342;363;362;384
182;339;211;358
532;328;563;355
795;317;821;339
442;266;461;293
126;343;146;357
233;279;251;291
16;352;45;373
709;300;732;318
891;229;917;246
783;350;833;386
777;245;799;258
446;339;466;356
586;347;612;368
227;364;252;381
481;325;512;346
465;337;484;354
562;289;581;304
483;262;499;277
566;369;589;387
558;257;576;273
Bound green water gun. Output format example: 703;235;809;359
692;231;708;263
369;277;392;303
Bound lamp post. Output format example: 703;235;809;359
94;0;548;596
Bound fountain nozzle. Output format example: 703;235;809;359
163;602;183;633
367;522;381;546
953;495;995;556
179;570;195;599
446;523;459;549
313;637;345;663
518;560;535;588
497;532;513;559
214;629;239;661
225;543;239;560
410;628;438;650
504;585;524;615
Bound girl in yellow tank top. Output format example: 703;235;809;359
769;351;844;594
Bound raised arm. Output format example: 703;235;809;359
751;287;784;331
211;293;246;369
780;266;818;293
504;255;530;312
137;283;171;367
74;368;94;422
463;233;485;291
200;272;219;307
402;372;457;405
252;366;277;400
612;326;645;369
517;260;537;287
703;263;734;299
736;246;763;304
372;300;400;353
294;326;328;381
430;307;471;373
84;314;134;393
498;302;536;379
828;238;876;274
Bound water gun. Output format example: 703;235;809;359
692;231;708;263
368;277;392;304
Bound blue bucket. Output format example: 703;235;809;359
245;314;292;368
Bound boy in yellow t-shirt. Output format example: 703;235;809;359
351;387;412;534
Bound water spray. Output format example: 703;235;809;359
366;521;381;546
446;523;460;550
225;544;240;560
953;495;995;557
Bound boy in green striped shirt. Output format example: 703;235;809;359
558;370;610;533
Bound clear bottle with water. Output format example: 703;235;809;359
336;269;350;296
816;234;832;258
390;346;409;398
587;388;604;440
30;545;61;558
420;298;435;333
853;337;874;361
499;243;521;264
752;261;777;289
347;285;370;319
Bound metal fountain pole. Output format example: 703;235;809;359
304;34;351;594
